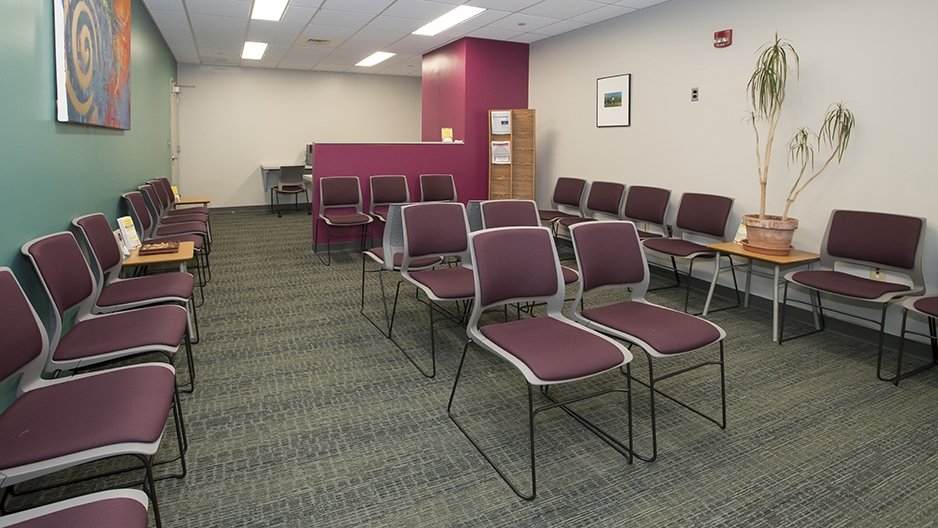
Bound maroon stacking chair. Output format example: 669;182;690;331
0;490;149;528
369;174;410;223
447;226;633;499
123;190;210;286
147;180;209;227
387;202;474;378
779;209;928;383
555;181;626;229
72;213;200;343
480;199;581;310
570;221;726;462
418;174;457;202
155;177;210;215
642;192;740;314
537;177;587;225
895;296;938;386
314;176;373;266
361;203;442;338
622;185;672;239
269;165;310;217
139;184;210;245
0;268;182;528
21;232;195;398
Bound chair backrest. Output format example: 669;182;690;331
319;176;364;214
622;186;671;236
583;181;626;219
673;192;734;240
278;165;306;190
139;184;166;221
551;177;587;210
72;213;123;297
370;175;409;214
156;177;176;204
466;200;484;232
400;202;470;269
570;221;650;303
122;191;155;239
148;179;173;213
0;268;48;392
468;227;564;323
821;209;927;287
481;200;540;229
378;203;407;270
21;232;97;352
419;174;457;202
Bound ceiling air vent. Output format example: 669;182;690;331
293;36;342;48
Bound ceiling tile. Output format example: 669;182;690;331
485;13;560;33
189;13;248;31
337;39;393;52
382;0;453;20
464;0;540;10
508;33;550;43
530;19;589;37
143;0;185;12
289;0;325;7
319;0;395;15
301;24;358;40
310;9;376;28
148;9;190;27
364;15;425;33
453;8;512;28
521;0;606;20
245;31;300;46
569;4;634;24
313;63;351;72
616;0;669;8
350;28;406;45
465;27;525;41
185;0;250;17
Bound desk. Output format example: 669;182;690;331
703;242;820;342
122;241;195;274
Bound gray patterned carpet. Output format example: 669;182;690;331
13;208;938;527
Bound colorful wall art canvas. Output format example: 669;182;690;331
54;0;132;130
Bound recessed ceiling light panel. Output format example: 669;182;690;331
413;5;486;36
242;41;269;60
356;51;396;67
251;0;289;21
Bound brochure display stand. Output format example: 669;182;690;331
488;109;535;200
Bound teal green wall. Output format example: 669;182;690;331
0;0;177;408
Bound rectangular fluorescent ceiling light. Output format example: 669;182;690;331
251;0;289;21
242;42;269;60
356;51;395;67
413;5;486;36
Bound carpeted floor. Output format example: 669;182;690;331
15;208;938;527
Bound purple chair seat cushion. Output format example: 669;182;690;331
168;206;209;215
55;306;187;362
154;222;207;237
538;210;577;222
372;205;390;222
368;248;441;270
97;274;194;308
158;213;207;225
409;266;474;299
581;302;722;355
912;296;938;318
558;217;595;228
642;238;711;258
322;211;372;226
481;317;624;381
0;365;174;469
561;266;579;285
4;496;149;528
790;270;910;300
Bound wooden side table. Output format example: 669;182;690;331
704;242;820;341
122;241;195;274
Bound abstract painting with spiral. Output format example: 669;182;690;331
53;0;132;130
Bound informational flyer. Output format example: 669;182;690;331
491;141;511;164
491;111;511;135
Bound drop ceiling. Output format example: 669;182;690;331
143;0;669;76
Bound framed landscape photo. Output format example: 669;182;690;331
596;74;630;127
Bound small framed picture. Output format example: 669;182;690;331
596;74;631;127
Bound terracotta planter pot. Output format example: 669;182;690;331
741;214;799;256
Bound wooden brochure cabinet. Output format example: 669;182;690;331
488;109;535;200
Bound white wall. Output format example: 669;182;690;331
530;0;938;336
176;65;422;207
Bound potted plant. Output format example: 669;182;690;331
742;34;856;255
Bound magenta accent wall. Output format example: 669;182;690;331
312;37;529;245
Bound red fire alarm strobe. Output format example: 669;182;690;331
714;29;732;48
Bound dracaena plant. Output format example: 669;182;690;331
747;34;856;220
